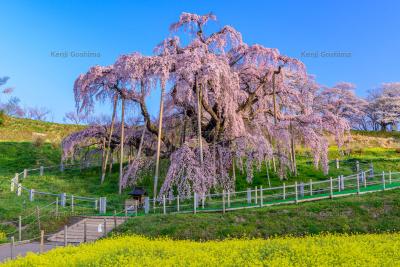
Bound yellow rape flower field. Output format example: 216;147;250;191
3;233;400;267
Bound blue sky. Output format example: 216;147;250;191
1;0;399;122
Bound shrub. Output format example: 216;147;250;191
32;132;46;147
0;231;6;244
0;110;5;126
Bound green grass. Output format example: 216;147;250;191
0;115;84;143
114;189;400;240
2;121;400;242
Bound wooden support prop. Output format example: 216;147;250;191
84;220;87;243
18;216;22;241
10;237;14;259
103;218;107;237
40;230;44;253
36;206;41;231
64;225;68;246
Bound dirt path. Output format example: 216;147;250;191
0;242;60;262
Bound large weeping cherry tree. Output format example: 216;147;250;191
70;12;355;199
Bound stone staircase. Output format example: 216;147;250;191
48;216;127;243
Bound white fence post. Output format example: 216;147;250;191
193;192;197;214
227;191;231;208
71;195;74;212
10;179;15;192
260;186;263;207
29;189;35;202
389;171;392;184
337;176;341;192
363;172;367;188
341;175;345;190
329;177;333;199
336;158;339;169
295;182;298;204
17;183;22;196
356;161;360;173
177;195;180;212
309;179;313;196
23;169;27;179
222;190;226;214
144;197;149;214
357;173;360;194
382;171;386;191
255;186;258;205
247;188;251;204
40;166;44;176
283;183;286;200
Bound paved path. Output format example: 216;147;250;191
0;242;60;262
1;216;127;263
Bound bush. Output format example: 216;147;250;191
0;231;6;244
32;132;46;147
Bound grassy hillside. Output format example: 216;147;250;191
0;115;84;143
2;118;400;243
114;189;400;240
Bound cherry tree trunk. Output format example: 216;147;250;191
154;84;165;206
101;95;118;184
119;98;125;194
136;126;146;160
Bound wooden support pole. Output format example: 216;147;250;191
10;237;14;259
40;230;44;253
84;220;87;243
113;210;117;228
64;225;67;246
18;216;22;241
103;218;107;237
36;206;41;231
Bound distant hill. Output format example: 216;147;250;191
0;115;85;143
